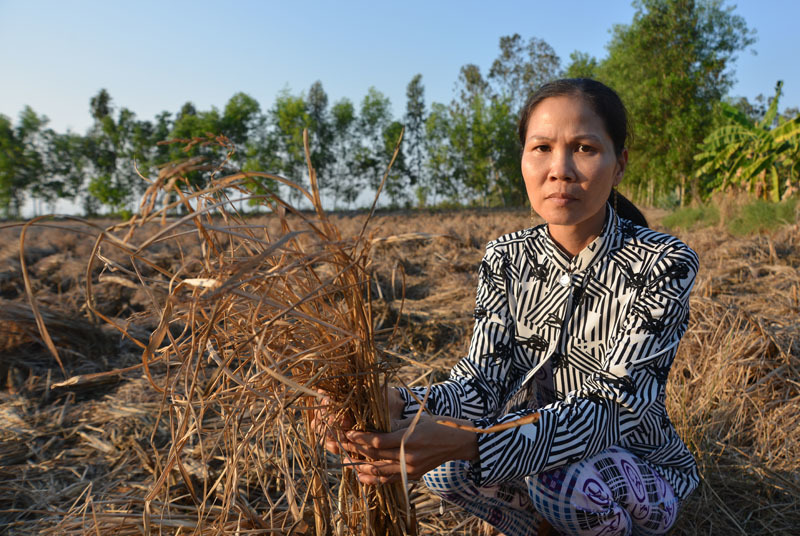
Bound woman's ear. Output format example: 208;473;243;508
613;148;628;186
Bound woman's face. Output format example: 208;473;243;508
521;95;627;236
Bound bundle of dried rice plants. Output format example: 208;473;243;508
43;133;416;535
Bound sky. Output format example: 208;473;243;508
1;0;798;137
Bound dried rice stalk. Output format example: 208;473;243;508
42;132;416;534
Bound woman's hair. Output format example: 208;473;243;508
517;78;630;156
518;78;648;227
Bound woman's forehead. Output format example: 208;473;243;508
525;96;610;139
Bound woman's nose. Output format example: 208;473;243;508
548;148;576;181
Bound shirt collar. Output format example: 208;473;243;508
541;203;621;274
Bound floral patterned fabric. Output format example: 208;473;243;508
424;446;680;536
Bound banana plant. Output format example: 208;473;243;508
694;81;800;202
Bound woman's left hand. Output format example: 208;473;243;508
339;414;478;485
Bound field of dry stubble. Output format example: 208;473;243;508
1;206;799;535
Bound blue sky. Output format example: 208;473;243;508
1;0;797;134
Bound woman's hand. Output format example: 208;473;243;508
310;391;354;455
386;386;405;421
312;386;406;455
340;414;478;485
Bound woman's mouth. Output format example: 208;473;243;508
546;193;578;206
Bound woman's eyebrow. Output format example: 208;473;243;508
526;134;553;142
527;133;604;142
574;133;603;142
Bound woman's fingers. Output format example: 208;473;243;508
311;390;360;455
349;459;423;484
341;440;401;462
345;427;407;449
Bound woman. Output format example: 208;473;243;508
333;79;698;536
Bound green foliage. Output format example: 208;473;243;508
329;98;359;208
5;7;783;217
422;33;560;209
381;120;408;206
0;114;28;217
266;89;311;202
221;92;261;147
662;204;720;229
85;89;167;214
0;107;52;218
423;102;459;204
726;197;798;235
38;131;88;206
488;34;560;111
598;0;755;206
354;87;395;196
564;51;598;79
404;74;426;188
662;197;797;234
695;81;800;202
306;81;334;187
169;101;222;172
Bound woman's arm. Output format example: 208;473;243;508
397;243;520;421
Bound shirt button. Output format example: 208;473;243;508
559;273;571;287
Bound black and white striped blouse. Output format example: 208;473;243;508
400;204;700;500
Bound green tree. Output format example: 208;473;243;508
382;120;409;207
166;100;223;196
0;114;30;218
38;130;88;212
424;102;459;205
329;98;359;208
441;65;521;207
564;51;598;79
218;92;275;206
0;107;57;218
597;0;755;205
695;81;800;201
150;111;173;169
488;34;560;111
404;74;427;190
354;87;393;195
306;81;335;191
267;89;311;204
85;89;157;215
221;92;262;149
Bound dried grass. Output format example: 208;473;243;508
666;222;800;535
1;141;799;534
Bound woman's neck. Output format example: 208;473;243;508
547;208;607;258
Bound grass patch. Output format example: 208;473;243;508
662;205;720;230
663;197;798;235
726;197;798;235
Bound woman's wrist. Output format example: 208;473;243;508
389;387;407;420
449;419;479;463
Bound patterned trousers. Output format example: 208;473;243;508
422;446;679;536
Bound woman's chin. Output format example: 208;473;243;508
540;208;582;227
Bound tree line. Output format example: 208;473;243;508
2;0;798;219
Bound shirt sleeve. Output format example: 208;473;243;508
398;242;521;421
468;243;698;487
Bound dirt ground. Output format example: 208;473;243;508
1;206;798;535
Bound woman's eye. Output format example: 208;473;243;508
577;144;595;153
532;145;550;152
